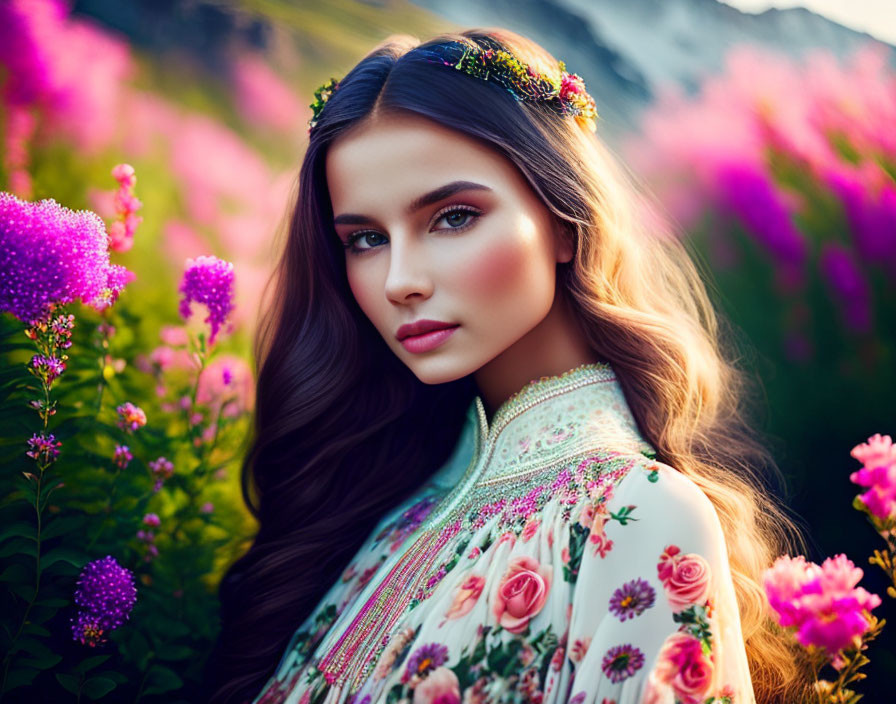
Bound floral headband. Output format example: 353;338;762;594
307;40;599;133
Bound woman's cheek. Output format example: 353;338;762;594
456;235;532;298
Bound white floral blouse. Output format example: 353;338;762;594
253;362;756;704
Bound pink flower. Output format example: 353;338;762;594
197;354;255;416
657;544;712;611
116;402;146;433
849;433;896;521
521;517;540;542
412;666;460;704
199;502;214;514
142;513;160;527
589;516;613;558
651;632;714;704
550;646;565;671
112;444;132;469
851;433;896;468
491;555;552;634
762;553;882;655
577;502;594;529
569;636;591;663
495;532;516;550
444;574;485;620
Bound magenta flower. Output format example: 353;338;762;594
715;161;807;280
142;513;160;527
763;553;881;657
819;242;872;333
850;433;896;521
25;431;61;463
70;555;137;647
116;401;146;434
48;312;75;349
199;502;214;515
0;192;135;323
107;163;142;252
149;456;174;478
112;444;132;469
30;353;66;385
178;255;235;345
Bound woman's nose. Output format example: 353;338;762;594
383;237;434;303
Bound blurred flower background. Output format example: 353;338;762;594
0;0;894;701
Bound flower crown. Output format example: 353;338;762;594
307;41;599;133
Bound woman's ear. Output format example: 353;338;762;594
554;222;575;264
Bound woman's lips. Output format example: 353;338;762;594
399;325;460;353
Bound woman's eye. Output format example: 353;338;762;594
342;206;482;256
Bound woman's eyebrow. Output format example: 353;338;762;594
332;180;493;226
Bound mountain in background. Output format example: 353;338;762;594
407;0;896;142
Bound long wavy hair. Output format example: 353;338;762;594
204;27;816;704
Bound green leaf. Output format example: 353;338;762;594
2;666;40;693
19;651;62;670
0;562;30;584
81;676;117;700
41;546;87;572
9;636;55;659
94;669;128;685
143;664;184;696
75;654;111;674
39;476;66;502
41;514;87;541
0;521;36;544
21;622;51;638
7;581;36;601
34;597;70;607
155;644;194;661
55;672;81;694
0;537;37;560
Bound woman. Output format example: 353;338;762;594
205;28;814;704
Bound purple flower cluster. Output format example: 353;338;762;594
113;444;132;469
25;431;61;463
30;353;66;384
148;456;174;492
70;555;137;647
0;192;135;323
178;255;235;345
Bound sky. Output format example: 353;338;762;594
722;0;896;45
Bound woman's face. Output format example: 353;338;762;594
326;112;573;386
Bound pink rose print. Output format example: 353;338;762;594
652;631;714;704
657;544;712;611
495;531;517;550
412;666;460;704
443;574;485;621
521;517;540;542
491;555;553;634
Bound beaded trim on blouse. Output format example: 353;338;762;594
476;361;615;440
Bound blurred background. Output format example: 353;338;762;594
2;0;894;699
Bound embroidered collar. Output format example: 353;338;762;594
420;362;656;532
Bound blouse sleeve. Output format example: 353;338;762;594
564;459;756;704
